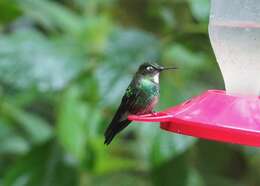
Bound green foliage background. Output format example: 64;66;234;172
0;0;259;186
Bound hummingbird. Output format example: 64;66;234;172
104;62;177;145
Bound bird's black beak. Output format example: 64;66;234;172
159;67;178;72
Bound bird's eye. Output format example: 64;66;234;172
146;66;154;71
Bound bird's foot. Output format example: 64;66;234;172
151;111;158;116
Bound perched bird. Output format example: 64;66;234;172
104;62;177;145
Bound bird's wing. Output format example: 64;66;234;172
104;83;143;145
109;80;144;121
121;86;143;113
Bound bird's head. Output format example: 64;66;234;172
137;62;177;83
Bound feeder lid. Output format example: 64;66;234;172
128;90;260;147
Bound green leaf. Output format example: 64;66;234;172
79;16;113;53
0;120;29;155
152;153;189;186
0;135;29;155
0;0;20;24
91;139;138;174
163;44;206;68
138;124;196;167
188;168;205;186
3;143;78;186
57;87;89;161
95;154;138;174
196;141;246;186
0;29;85;91
188;0;210;22
93;172;151;186
1;102;53;144
20;0;81;34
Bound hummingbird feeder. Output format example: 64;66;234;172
128;0;260;147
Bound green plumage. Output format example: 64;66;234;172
133;77;159;107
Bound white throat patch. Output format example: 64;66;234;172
153;73;159;84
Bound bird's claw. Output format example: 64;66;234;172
151;111;158;116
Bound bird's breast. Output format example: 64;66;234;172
137;96;159;114
139;79;159;97
133;79;159;113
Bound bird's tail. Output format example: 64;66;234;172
104;120;131;145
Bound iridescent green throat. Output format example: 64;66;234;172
139;77;159;97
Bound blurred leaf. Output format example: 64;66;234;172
152;133;195;166
95;153;138;174
79;16;113;53
0;120;29;155
105;29;160;65
20;0;113;53
74;0;116;7
188;0;210;22
188;168;205;186
1;102;53;144
152;153;189;186
138;124;196;167
196;141;247;186
159;7;177;29
92;139;138;174
0;135;29;155
0;0;20;24
57;87;88;162
93;172;151;186
3;143;78;186
0;29;85;91
20;0;81;34
164;44;207;68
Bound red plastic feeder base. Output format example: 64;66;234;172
128;90;260;147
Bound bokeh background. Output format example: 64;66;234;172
0;0;260;186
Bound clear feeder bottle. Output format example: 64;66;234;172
209;0;260;96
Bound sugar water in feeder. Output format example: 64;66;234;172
209;0;260;96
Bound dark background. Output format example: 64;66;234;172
0;0;259;186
